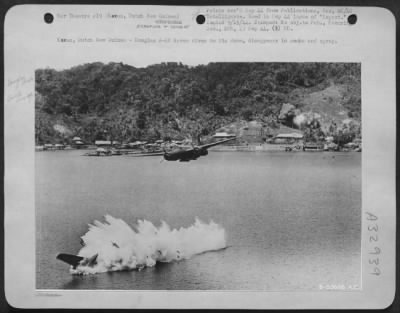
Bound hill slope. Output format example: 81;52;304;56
35;62;361;144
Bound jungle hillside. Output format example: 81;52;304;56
35;62;361;144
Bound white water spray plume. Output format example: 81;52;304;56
70;215;227;275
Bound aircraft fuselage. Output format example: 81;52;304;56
163;137;235;162
164;147;208;161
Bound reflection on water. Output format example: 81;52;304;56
36;150;361;290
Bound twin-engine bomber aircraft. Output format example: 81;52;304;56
163;137;236;162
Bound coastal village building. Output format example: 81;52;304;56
128;141;147;148
95;140;111;146
266;125;304;144
275;133;303;139
213;132;236;139
72;136;86;149
44;143;55;150
212;131;237;145
54;143;65;150
95;140;120;147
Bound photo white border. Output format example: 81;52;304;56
4;5;396;309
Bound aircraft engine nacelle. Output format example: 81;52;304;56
200;149;208;156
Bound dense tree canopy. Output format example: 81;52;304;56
35;62;361;144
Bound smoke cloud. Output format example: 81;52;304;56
293;112;321;128
70;215;226;275
293;114;307;127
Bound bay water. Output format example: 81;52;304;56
36;150;361;290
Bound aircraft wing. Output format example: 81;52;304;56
198;137;236;150
56;253;84;268
130;152;165;157
166;148;195;158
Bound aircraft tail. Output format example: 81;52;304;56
56;253;84;268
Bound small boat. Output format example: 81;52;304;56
303;143;324;152
35;145;45;151
111;150;123;155
84;147;113;157
84;147;126;157
84;152;112;157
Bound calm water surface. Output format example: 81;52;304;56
36;150;361;290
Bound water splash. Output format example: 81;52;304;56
70;215;226;275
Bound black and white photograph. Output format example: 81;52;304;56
35;62;362;290
4;5;396;309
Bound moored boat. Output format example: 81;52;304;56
303;142;324;151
